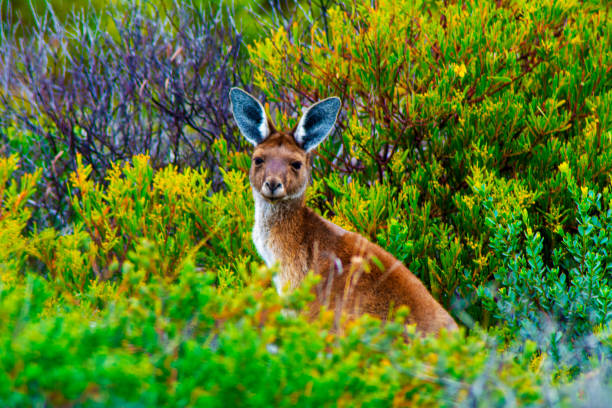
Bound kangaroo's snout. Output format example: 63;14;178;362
261;170;286;198
265;179;283;194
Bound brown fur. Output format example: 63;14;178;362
250;129;458;335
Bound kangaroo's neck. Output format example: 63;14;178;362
253;191;305;228
252;189;309;291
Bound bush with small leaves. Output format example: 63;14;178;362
477;167;612;366
0;0;251;228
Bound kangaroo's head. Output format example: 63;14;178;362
230;88;341;203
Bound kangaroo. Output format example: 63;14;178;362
229;88;458;335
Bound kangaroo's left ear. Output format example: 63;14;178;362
230;87;270;145
294;97;341;152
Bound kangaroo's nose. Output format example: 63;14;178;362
265;180;282;193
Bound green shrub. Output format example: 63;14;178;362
0;155;40;275
4;143;612;405
477;166;612;363
0;265;548;407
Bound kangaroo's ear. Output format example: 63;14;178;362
294;97;341;152
230;87;270;146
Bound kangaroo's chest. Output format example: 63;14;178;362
252;221;276;267
252;220;308;295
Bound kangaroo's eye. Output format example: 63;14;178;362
291;161;302;170
253;157;264;166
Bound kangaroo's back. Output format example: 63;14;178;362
229;87;457;335
300;209;457;333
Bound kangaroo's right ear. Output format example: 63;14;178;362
229;87;270;146
294;97;341;152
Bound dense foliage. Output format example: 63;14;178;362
1;0;251;228
1;0;611;406
1;155;549;406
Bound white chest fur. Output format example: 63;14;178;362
252;190;339;296
252;191;287;294
252;218;276;267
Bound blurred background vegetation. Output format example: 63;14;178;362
6;0;299;41
6;0;111;33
